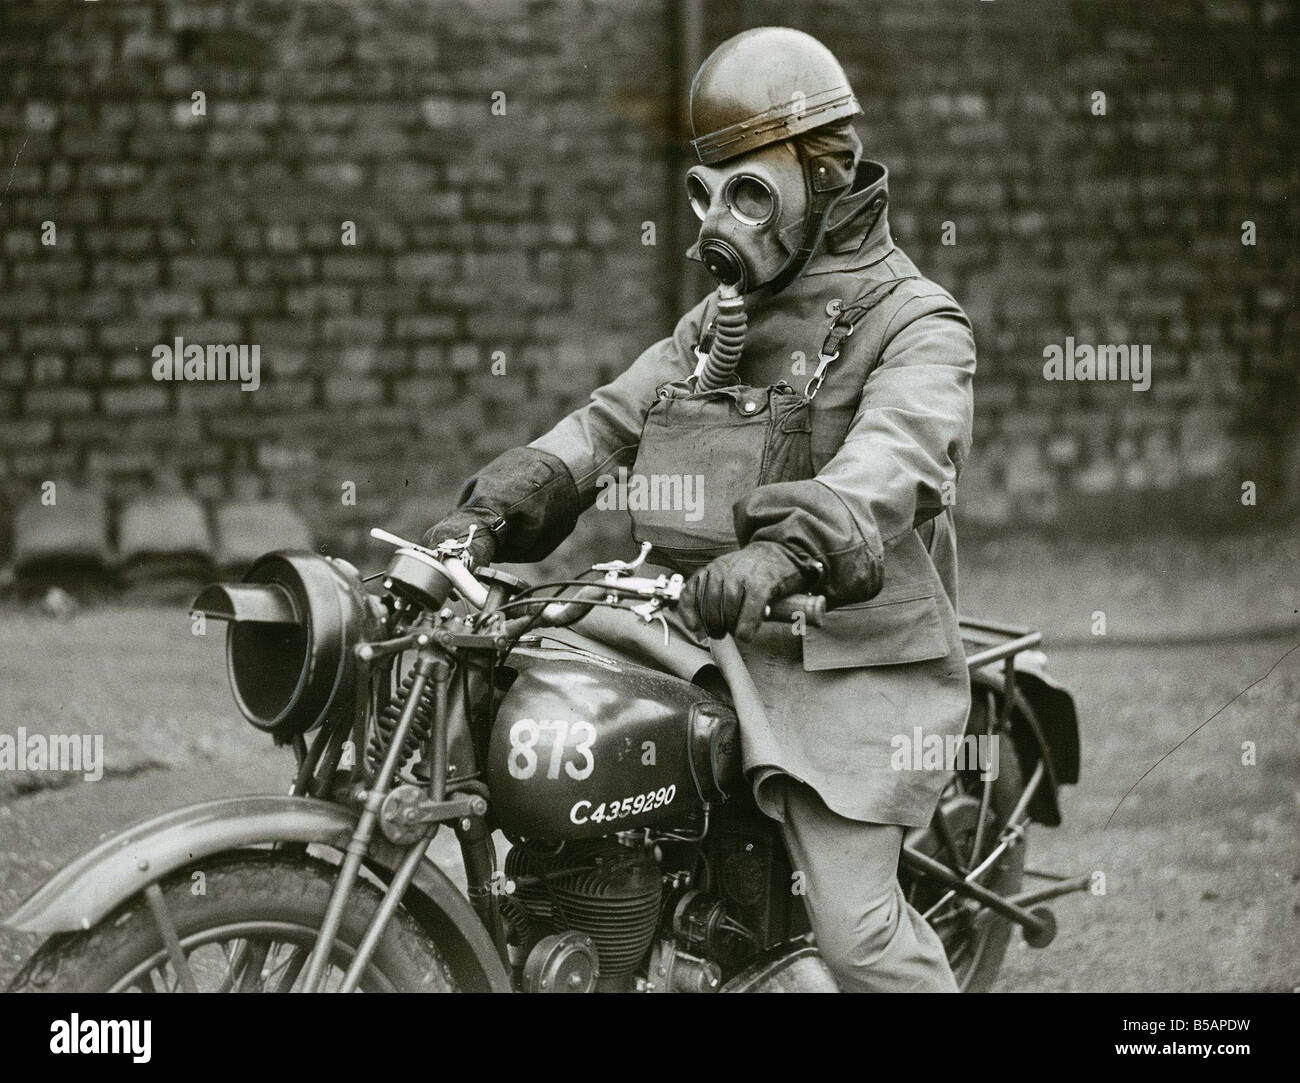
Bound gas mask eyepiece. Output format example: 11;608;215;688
688;174;777;228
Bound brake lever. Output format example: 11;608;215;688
433;523;479;562
371;525;479;565
369;527;488;608
593;540;654;575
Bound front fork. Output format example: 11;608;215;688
300;642;501;993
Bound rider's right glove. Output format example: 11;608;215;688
423;446;583;567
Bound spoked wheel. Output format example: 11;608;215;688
113;923;372;993
9;852;459;993
903;688;1031;992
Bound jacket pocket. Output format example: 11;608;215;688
801;593;949;671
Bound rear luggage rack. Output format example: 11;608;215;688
959;616;1042;672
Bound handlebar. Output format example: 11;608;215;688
438;556;488;609
525;585;827;633
370;527;827;634
764;593;826;627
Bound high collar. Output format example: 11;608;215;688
805;160;892;273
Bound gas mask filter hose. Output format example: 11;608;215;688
694;284;747;391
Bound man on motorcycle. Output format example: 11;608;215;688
425;27;975;992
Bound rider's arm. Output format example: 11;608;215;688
527;297;707;503
734;286;975;606
429;298;707;564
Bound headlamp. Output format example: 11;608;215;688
193;552;383;742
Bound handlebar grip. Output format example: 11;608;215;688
439;556;488;609
764;594;826;627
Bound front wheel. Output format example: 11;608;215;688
9;852;459;992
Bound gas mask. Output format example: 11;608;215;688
681;28;865;388
685;121;863;300
685;141;808;296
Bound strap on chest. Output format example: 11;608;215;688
806;274;922;398
692;274;924;398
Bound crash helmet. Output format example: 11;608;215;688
689;26;863;166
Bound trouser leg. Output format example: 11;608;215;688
775;777;958;993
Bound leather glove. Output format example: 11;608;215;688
679;540;812;642
421;506;502;568
423;446;582;568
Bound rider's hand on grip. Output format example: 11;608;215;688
679;541;813;642
421;508;502;568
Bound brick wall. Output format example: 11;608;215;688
705;0;1298;532
0;0;1295;571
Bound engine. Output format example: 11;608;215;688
504;832;781;992
503;839;661;992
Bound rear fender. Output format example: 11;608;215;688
4;794;510;992
971;655;1081;827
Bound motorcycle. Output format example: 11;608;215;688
7;527;1085;992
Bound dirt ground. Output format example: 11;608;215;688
1;524;1296;991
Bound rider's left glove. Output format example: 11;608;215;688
679;541;814;642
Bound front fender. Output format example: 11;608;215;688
5;794;511;993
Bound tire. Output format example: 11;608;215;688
9;851;460;993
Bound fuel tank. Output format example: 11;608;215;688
487;643;740;841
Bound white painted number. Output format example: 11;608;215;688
569;785;676;826
566;721;596;781
507;718;597;781
541;719;569;779
507;718;539;780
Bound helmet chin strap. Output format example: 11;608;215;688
747;139;856;302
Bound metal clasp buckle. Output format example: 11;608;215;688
804;350;839;399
